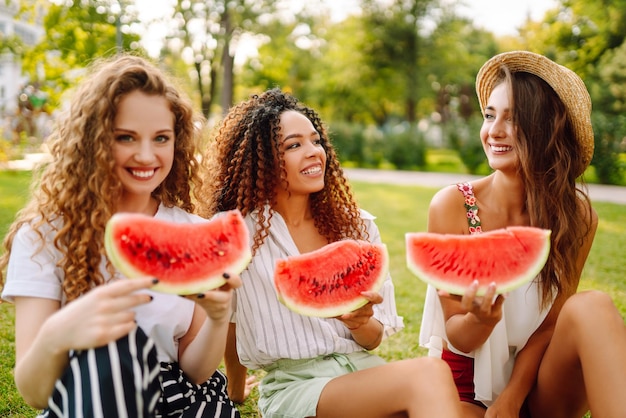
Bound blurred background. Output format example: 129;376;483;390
1;0;625;184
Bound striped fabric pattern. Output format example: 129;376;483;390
40;327;160;418
37;328;240;417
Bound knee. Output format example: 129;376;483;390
405;356;454;383
560;290;620;326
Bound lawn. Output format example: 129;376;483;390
1;169;623;417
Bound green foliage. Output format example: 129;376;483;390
330;122;427;169
591;113;626;185
20;0;144;108
451;115;487;175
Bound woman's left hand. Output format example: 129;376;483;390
186;273;242;322
336;291;382;330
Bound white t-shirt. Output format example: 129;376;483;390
232;206;405;370
2;204;203;363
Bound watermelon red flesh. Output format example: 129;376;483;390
105;210;251;295
406;226;551;296
273;240;389;318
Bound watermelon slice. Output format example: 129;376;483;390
406;226;551;296
105;210;251;295
274;240;388;318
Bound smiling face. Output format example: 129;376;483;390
480;82;519;173
112;90;175;209
277;110;327;197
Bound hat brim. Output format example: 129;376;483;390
476;51;594;174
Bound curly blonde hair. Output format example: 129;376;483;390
197;88;366;253
0;54;204;301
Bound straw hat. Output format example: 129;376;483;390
476;50;594;174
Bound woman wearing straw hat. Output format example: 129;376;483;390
419;50;626;417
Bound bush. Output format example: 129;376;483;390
592;113;626;185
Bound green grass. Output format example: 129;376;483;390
1;170;623;417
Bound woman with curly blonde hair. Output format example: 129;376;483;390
199;88;462;418
1;54;241;417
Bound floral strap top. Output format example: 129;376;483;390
457;182;482;235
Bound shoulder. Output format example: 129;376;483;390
428;183;472;234
430;184;466;209
358;208;376;221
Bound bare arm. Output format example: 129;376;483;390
337;291;385;350
224;323;250;403
14;278;154;408
178;276;241;384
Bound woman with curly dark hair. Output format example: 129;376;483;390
198;88;462;418
0;54;241;417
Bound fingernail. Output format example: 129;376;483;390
196;293;205;299
152;278;159;284
222;273;230;279
149;295;154;301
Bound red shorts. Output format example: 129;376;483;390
441;350;532;418
441;349;486;408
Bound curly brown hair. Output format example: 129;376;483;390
0;54;204;301
503;69;594;306
197;88;366;253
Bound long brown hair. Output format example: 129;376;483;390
504;69;594;306
0;54;204;301
198;88;366;254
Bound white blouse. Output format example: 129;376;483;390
232;206;404;370
419;281;551;405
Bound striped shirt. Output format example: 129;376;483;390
233;206;404;369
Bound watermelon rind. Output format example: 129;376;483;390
105;210;251;295
273;240;389;318
405;227;551;296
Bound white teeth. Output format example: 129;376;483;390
491;145;513;152
131;169;155;178
301;166;322;175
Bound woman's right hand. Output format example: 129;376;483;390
44;277;155;353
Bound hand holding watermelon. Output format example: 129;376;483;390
185;273;242;322
438;279;506;327
335;290;383;330
406;226;551;296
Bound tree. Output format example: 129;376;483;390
163;0;279;118
20;0;143;108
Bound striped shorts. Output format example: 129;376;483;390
37;327;240;418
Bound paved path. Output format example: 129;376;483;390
344;168;626;205
5;155;626;205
